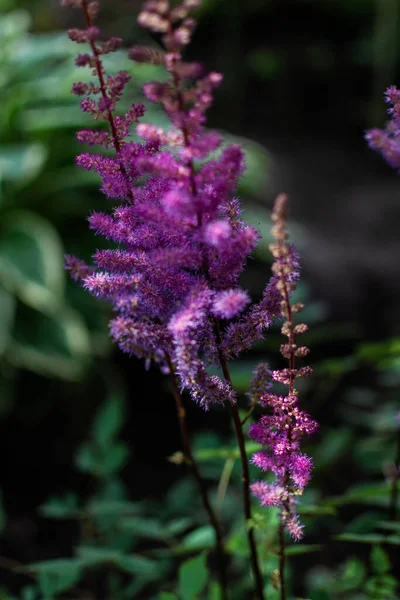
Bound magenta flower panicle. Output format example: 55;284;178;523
63;0;285;412
249;194;318;541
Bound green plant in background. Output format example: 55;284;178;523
19;394;164;599
0;5;93;398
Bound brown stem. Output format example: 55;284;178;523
163;18;260;596
230;403;266;600
389;426;400;521
215;329;265;600
166;355;229;600
81;0;134;204
278;522;286;600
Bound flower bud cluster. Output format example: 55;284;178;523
249;195;318;540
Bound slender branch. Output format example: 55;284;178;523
166;355;229;600
214;326;265;600
81;0;134;204
241;402;255;427
217;457;235;509
389;426;400;521
278;522;286;600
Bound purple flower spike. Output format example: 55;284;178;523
63;0;289;415
249;195;317;541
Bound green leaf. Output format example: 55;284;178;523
326;481;391;507
364;574;397;597
180;526;215;552
164;517;193;537
0;286;15;355
370;545;390;575
315;428;353;471
29;559;83;598
8;305;90;380
376;520;400;532
0;211;64;312
39;494;79;520
0;144;47;186
75;440;128;478
85;499;139;518
101;443;129;476
118;516;164;540
76;545;122;566
117;554;158;577
331;557;366;593
157;594;178;600
209;582;223;600
285;544;323;556
92;394;125;449
178;552;208;600
226;531;248;557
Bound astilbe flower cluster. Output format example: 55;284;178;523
249;195;318;540
365;86;400;168
63;0;283;410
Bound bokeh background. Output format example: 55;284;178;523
1;0;400;598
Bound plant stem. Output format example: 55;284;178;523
166;355;229;600
389;426;400;521
230;402;266;600
214;330;265;600
278;522;286;600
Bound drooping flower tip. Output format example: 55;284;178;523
168;285;213;336
289;453;313;488
251;451;274;472
385;85;400;105
65;255;93;281
211;289;250;320
365;128;387;150
203;220;231;247
285;514;304;541
250;481;285;507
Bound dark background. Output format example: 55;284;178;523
0;0;399;596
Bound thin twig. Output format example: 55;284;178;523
166;355;229;600
278;522;286;600
81;0;134;204
214;325;265;600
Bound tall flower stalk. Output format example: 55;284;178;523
62;0;229;594
249;195;318;598
62;1;316;597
